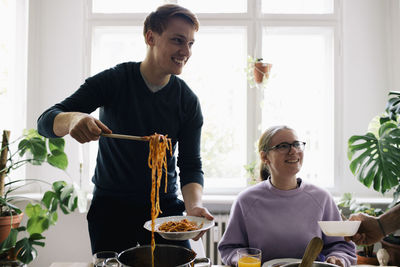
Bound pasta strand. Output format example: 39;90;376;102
147;133;172;267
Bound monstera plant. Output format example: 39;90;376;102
0;129;85;265
348;91;400;208
348;91;400;265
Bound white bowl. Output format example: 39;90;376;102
318;221;361;236
262;258;301;267
143;215;215;241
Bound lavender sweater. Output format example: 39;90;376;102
218;179;356;267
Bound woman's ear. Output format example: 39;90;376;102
260;151;269;164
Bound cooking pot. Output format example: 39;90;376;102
280;262;339;267
116;244;211;267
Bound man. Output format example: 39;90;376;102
346;204;400;245
37;4;213;254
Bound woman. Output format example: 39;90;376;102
218;125;356;267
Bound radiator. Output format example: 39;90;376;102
202;213;230;265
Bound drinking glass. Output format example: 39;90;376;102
93;251;118;267
237;247;262;267
104;257;121;267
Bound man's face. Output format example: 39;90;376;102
149;17;196;75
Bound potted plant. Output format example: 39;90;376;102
338;193;384;265
0;129;85;265
245;56;273;88
243;160;258;185
348;90;400;265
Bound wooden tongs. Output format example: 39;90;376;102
100;133;149;142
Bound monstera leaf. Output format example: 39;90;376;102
348;121;400;194
386;91;400;121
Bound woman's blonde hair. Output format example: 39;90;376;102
258;125;292;181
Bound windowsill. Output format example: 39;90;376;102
11;192;394;215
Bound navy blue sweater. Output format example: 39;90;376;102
37;62;204;202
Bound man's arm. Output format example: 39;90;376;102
347;204;400;245
181;182;213;219
380;204;400;236
181;182;214;240
53;112;111;143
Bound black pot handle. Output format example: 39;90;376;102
194;257;211;267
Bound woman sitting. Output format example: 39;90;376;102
218;125;356;267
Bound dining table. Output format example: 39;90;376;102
49;263;228;267
48;261;395;267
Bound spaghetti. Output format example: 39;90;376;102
147;133;172;267
158;219;204;232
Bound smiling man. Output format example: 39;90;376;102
37;4;213;254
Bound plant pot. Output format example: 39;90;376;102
0;213;24;243
0;260;26;266
381;236;400;266
254;62;272;83
356;251;379;265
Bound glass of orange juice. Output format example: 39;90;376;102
237;248;262;267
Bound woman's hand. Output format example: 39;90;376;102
326;256;344;267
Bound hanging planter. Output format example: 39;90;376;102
254;59;272;84
246;56;272;88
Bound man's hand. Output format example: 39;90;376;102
186;205;213;241
54;112;111;143
326;256;344;267
181;183;214;241
344;213;382;245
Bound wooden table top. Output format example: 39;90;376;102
49;263;228;267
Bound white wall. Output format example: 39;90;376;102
27;209;92;267
26;0;85;188
337;0;392;198
24;0;399;266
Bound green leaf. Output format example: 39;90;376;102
386;91;400;120
52;181;67;193
15;233;45;264
60;184;74;203
25;203;47;218
26;216;50;235
67;194;78;211
47;150;68;170
348;121;400;194
49;212;58;225
48;138;65;152
41;191;57;210
18;137;47;162
0;228;19;254
0;197;22;214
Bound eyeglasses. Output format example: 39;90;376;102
266;141;306;154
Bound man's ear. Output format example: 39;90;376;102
145;30;155;46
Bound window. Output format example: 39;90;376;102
0;0;27;179
261;27;334;188
86;0;339;193
0;2;27;145
261;0;334;14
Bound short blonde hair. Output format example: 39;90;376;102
143;4;199;36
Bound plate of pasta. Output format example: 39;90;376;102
143;215;215;240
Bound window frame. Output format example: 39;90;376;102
83;0;343;195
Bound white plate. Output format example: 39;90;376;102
262;258;301;267
318;221;361;236
143;215;215;241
